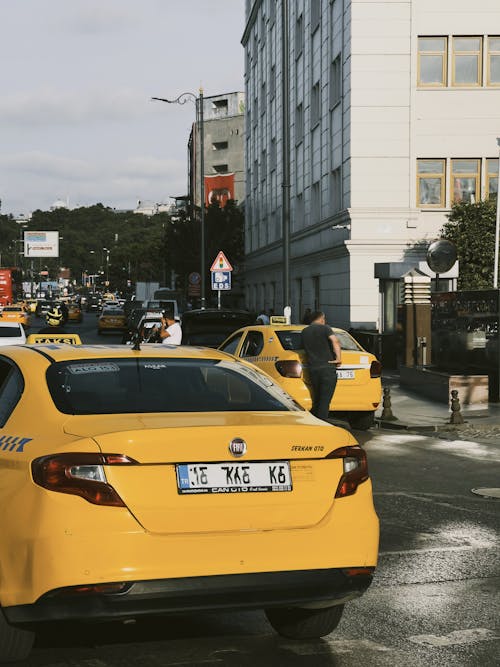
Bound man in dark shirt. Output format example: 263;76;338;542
301;311;342;422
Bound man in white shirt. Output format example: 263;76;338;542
159;312;182;345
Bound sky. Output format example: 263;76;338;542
0;0;245;215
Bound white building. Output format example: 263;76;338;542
242;0;500;331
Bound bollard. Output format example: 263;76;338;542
449;389;464;425
380;386;397;421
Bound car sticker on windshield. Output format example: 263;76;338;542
68;363;120;375
144;363;168;370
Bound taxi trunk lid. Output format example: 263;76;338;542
64;413;352;534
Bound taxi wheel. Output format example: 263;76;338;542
0;607;34;662
265;604;344;639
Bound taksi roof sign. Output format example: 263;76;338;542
210;251;233;272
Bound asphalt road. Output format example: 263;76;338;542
20;313;500;666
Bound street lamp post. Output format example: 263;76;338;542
152;91;206;309
281;0;291;319
103;247;110;285
493;137;500;289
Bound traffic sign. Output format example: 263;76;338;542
210;251;233;272
211;271;232;291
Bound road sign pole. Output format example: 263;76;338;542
217;289;221;310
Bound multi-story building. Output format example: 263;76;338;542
242;0;500;331
188;91;246;210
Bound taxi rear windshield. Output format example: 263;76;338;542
46;357;300;415
276;330;362;351
0;326;21;337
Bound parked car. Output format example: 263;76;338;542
0;322;26;346
0;343;378;661
219;324;382;430
181;309;255;348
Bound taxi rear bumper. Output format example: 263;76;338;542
5;568;374;625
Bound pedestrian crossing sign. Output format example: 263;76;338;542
210;251;233;272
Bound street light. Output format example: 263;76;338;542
152;90;206;309
103;247;110;285
493;137;500;289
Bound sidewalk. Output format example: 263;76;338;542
375;371;500;439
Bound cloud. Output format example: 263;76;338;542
0;151;92;179
0;88;147;127
55;2;142;35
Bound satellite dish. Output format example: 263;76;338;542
426;239;457;274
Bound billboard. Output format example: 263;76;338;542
24;231;59;258
205;173;235;207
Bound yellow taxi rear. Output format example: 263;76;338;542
0;345;378;659
98;308;126;333
220;325;382;429
0;305;31;328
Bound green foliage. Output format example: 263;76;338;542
441;198;497;289
1;202;245;297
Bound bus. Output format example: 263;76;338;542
0;268;23;307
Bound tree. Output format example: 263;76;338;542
440;198;497;289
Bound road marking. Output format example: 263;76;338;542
409;628;499;647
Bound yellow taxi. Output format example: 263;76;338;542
0;305;31;329
97;307;127;333
25;299;38;314
0;344;378;661
219;324;382;430
67;302;83;323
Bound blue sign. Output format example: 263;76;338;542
211;270;232;291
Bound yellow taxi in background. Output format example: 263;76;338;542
97;307;126;334
0;344;378;661
25;299;38;314
0;305;31;329
67;302;83;323
219;324;382;430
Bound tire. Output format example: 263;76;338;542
265;604;344;640
0;607;34;662
348;410;375;431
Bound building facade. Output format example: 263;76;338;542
242;0;500;330
189;92;246;210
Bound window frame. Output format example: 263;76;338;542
417;36;448;87
487;36;500;86
239;331;265;358
486;158;499;199
452;36;482;87
416;159;446;209
0;357;25;428
219;332;244;356
451;158;481;204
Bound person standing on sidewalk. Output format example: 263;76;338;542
301;311;342;422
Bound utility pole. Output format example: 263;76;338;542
281;0;291;317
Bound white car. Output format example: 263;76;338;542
0;322;26;346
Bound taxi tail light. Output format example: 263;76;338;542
32;453;138;507
370;360;382;378
275;360;303;378
326;446;369;498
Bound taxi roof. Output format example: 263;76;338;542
6;344;233;364
238;324;347;334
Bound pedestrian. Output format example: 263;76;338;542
38;306;68;334
302;308;312;325
58;300;69;324
301;311;342;422
159;310;182;345
256;309;270;325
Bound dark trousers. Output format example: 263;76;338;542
309;365;337;422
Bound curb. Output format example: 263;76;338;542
375;419;438;432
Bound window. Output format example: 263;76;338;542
330;55;341;107
312;276;320;311
452;37;482;86
270;65;276;99
260;150;267;183
240;331;265;357
330;167;342;213
295;103;304;144
418;37;447;86
452;159;480;203
310;0;321;33
488;37;500;86
276;330;362;351
220;332;244;355
311;82;320;127
417;159;445;208
46;358;299;414
212;141;228;151
295;14;304;56
212;98;229;112
260;82;266;116
213;164;229;174
486;158;499;199
295;193;304;227
0;359;24;427
270;137;277;171
311;181;320;222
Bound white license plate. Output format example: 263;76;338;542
337;370;355;379
176;461;292;494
